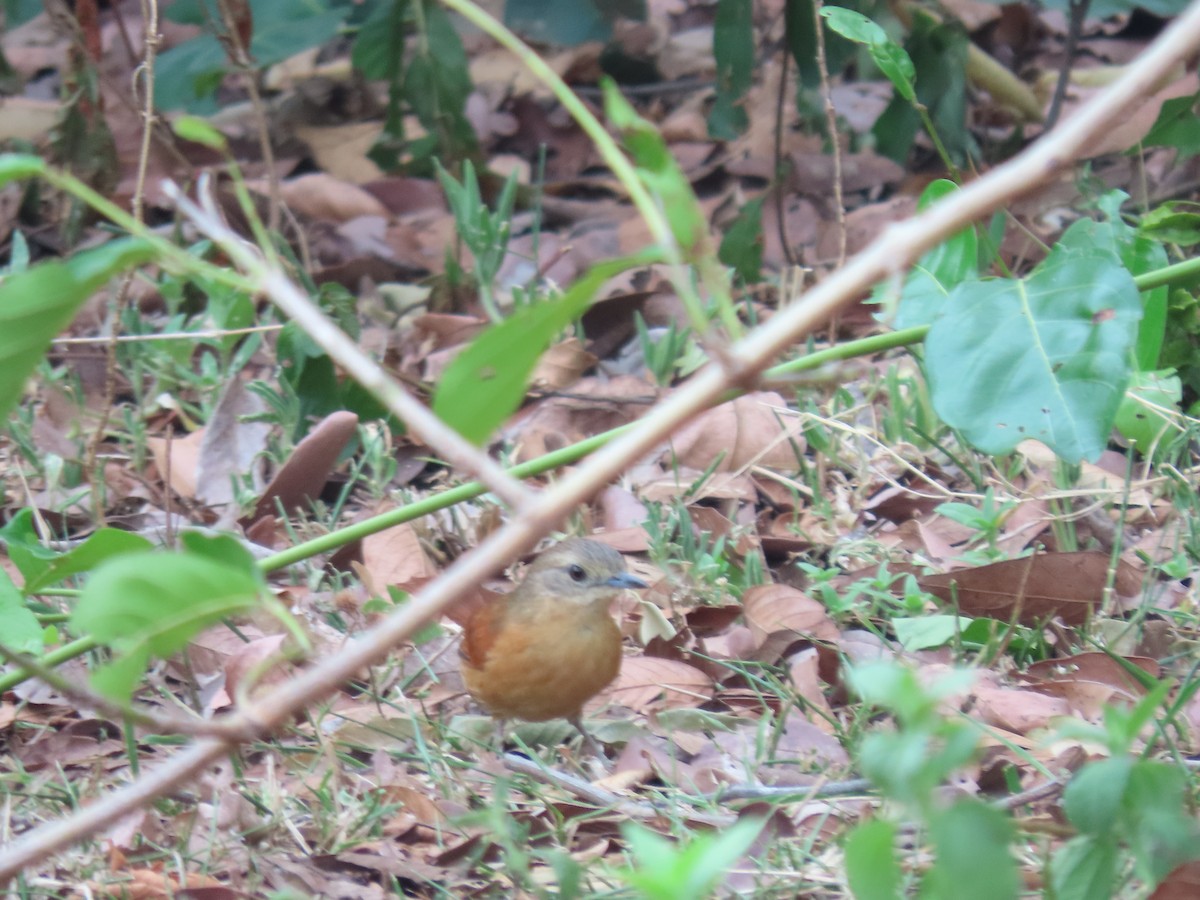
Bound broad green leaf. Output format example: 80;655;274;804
1058;192;1169;371
172;115;228;151
1138;202;1200;247
433;254;658;444
0;238;157;427
925;801;1018;900
820;7;888;45
22;528;154;595
72;550;265;700
155;0;345;111
870;40;915;103
405;1;477;160
1050;835;1118;900
821;7;916;104
708;0;754;139
845;819;902;900
1114;369;1181;455
1064;757;1133;834
0;508;57;585
872;15;969;165
3;0;43;27
893;614;971;651
1125;762;1200;884
0;568;45;655
884;179;979;327
179;530;260;572
925;247;1142;462
1143;93;1200;162
504;0;643;45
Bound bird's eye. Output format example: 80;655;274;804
567;564;587;582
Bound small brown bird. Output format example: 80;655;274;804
459;539;646;754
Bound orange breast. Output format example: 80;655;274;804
461;603;622;722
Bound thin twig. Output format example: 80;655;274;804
812;0;846;268
710;777;875;802
162;178;535;513
83;0;160;525
1045;0;1093;131
773;29;797;268
0;3;1197;879
216;0;281;235
992;777;1064;811
0;643;247;741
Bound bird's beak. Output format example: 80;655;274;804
606;572;647;590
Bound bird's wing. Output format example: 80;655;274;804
459;600;506;668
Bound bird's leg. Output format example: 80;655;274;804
568;716;606;758
493;717;508;751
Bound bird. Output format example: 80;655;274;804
458;538;646;756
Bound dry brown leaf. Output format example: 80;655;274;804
146;428;205;500
196;376;269;508
609;656;714;712
1023;652;1158;697
919;551;1133;626
1150;862;1200;900
294;122;386;184
668;392;804;473
531;337;595;390
742;584;839;646
361;520;439;591
973;685;1069;735
264;172;390;223
244;410;359;523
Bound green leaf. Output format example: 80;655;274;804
22;528;155;595
404;1;477;161
1138;203;1200;247
925;247;1142;462
2;0;43;27
172;115;228;150
893;614;970;651
718;195;764;283
925;801;1018;900
179;530;261;572
155;0;346;112
1142;93;1200;161
870;40;915;103
708;0;754;139
0;568;45;655
1114;369;1181;455
0;509;57;585
71;549;265;701
885;179;979;327
820;7;888;45
0;238;158;427
873;15;969;165
504;0;642;45
1064;757;1133;834
845;819;902;900
1050;835;1118;900
433;255;655;444
1124;761;1200;884
617;817;763;899
1058;192;1169;371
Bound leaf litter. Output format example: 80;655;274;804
1;0;1199;896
